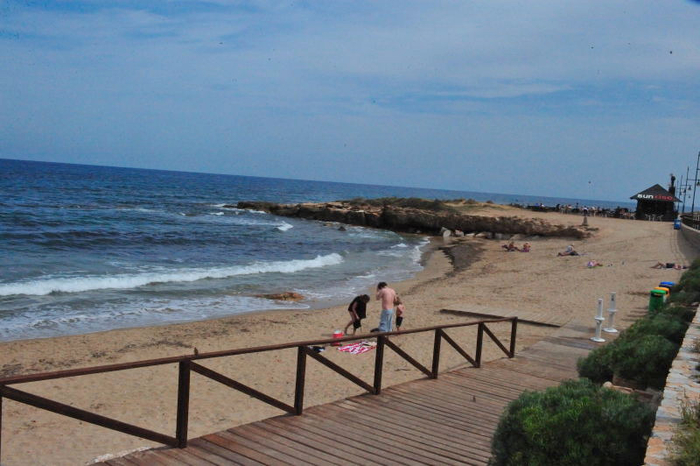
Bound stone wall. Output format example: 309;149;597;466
680;223;700;251
644;307;700;465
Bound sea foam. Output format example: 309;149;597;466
0;253;344;296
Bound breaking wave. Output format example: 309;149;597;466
0;253;344;297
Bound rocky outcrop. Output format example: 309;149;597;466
255;292;305;301
234;201;591;239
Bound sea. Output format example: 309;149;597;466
0;158;634;342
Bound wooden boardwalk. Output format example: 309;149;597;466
100;320;599;465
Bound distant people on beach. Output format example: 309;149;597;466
394;295;406;331
502;241;530;252
502;241;517;252
651;262;688;270
372;282;396;333
344;294;370;335
557;245;579;256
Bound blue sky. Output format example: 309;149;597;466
1;0;699;202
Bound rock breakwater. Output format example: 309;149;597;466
234;200;591;239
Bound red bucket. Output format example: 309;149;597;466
331;330;344;346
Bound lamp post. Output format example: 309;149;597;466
691;151;700;218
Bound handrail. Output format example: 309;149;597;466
0;317;514;386
681;213;700;230
0;316;518;460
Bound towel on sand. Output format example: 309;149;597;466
338;341;376;354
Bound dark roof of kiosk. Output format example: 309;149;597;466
630;184;681;202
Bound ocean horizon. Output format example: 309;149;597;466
0;158;635;342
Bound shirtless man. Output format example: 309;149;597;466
375;282;397;333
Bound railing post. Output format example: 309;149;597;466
373;336;385;394
509;318;518;358
431;329;442;378
475;323;484;368
176;360;190;448
294;346;307;415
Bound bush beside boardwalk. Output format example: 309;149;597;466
490;261;700;466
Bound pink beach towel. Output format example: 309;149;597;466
338;341;376;355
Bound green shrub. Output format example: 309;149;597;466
577;345;614;384
620;313;689;345
344;197;456;212
668;291;700;306
652;303;697;324
608;335;678;389
490;379;654;466
671;398;700;466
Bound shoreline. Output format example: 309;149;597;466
0;208;694;465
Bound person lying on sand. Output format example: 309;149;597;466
557;245;579;256
587;260;604;268
518;242;531;252
502;241;517;252
651;262;688;270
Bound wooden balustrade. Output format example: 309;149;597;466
0;316;517;461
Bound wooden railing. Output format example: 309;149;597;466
0;317;517;460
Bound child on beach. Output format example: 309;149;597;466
394;295;406;331
344;294;370;335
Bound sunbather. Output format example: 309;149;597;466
651;262;688;270
557;245;579;256
502;241;517;252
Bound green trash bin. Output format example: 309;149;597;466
648;289;666;311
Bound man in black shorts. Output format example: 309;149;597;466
344;294;370;335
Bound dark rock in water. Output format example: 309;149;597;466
338;226;347;231
236;200;590;239
255;292;305;301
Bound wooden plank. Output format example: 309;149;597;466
380;386;504;429
391;378;510;412
341;395;497;446
182;442;250;466
452;366;558;391
440;372;547;399
189;437;266;465
238;422;349;466
203;432;292;466
370;386;503;431
158;447;219;466
440;371;545;397
339;396;496;451
102;458;140;466
301;409;468;466
326;401;492;463
216;430;311;466
314;404;482;463
298;409;430;466
228;424;338;466
265;416;387;466
122;449;173;466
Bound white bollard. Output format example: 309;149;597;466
591;298;606;342
603;292;618;334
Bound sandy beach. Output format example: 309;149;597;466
0;206;695;465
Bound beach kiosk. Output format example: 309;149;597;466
630;184;680;221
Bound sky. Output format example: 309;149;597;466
1;0;699;203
